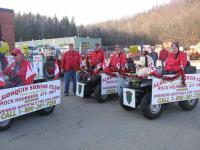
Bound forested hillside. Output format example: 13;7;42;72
15;13;77;41
80;0;200;47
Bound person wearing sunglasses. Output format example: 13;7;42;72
3;48;31;86
165;42;187;74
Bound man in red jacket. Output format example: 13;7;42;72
109;45;127;72
3;48;34;86
159;47;169;68
165;42;187;73
88;43;105;69
61;43;81;96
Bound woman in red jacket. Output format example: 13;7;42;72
109;45;126;72
165;42;187;73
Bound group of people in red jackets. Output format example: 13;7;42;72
61;42;188;96
61;43;127;96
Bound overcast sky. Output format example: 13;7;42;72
1;0;171;25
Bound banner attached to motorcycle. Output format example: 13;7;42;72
152;74;200;105
0;80;61;121
101;73;119;95
33;55;43;80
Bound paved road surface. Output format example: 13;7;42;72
0;82;200;150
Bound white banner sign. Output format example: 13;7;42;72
0;80;61;121
76;82;85;98
101;73;119;95
33;55;43;80
123;88;136;108
152;74;200;105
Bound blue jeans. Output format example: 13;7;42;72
64;70;76;94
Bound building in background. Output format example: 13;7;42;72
0;7;15;50
15;37;101;55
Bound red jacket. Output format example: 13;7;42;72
165;51;187;72
61;50;81;72
109;52;126;70
159;49;169;61
89;49;105;67
3;59;30;85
